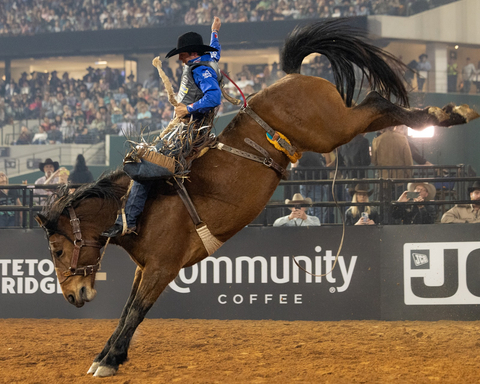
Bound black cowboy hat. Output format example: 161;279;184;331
39;158;59;173
349;183;373;197
127;73;135;79
165;32;218;59
419;53;428;60
468;181;480;193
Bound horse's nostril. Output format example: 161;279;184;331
67;295;75;305
80;286;87;300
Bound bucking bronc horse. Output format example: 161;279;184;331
36;19;478;377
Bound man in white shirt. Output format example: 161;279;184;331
462;57;477;94
34;158;60;205
273;193;321;227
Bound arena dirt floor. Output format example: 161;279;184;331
1;319;479;383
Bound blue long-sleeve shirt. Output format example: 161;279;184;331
186;31;222;115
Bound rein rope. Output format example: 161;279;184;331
291;149;345;278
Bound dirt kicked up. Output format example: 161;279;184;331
0;318;478;383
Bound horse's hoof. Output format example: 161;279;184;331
93;365;118;377
454;105;480;123
87;362;100;375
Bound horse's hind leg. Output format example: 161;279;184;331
92;266;180;377
355;91;479;134
87;266;143;375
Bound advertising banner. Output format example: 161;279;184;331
380;223;480;321
0;227;380;320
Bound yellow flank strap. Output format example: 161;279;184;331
266;131;301;163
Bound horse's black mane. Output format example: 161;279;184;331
39;169;127;234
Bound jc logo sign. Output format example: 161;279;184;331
404;242;480;305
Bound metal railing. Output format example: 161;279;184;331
0;165;478;229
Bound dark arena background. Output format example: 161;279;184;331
2;0;480;382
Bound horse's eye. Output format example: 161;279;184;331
55;250;63;258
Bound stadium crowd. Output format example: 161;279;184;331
3;56;308;144
0;0;458;36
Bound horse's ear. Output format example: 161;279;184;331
35;214;47;227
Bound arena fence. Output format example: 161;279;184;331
0;166;478;229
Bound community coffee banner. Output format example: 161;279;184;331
0;227;380;320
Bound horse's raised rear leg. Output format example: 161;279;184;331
87;266;143;375
355;91;479;134
91;266;180;377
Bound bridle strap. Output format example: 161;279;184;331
62;206;102;280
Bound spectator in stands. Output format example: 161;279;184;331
52;92;66;116
137;100;152;122
393;182;437;224
273;193;321;227
0;172;21;227
339;133;370;179
34;158;60;205
32;126;48;145
447;56;458;93
5;78;18;100
28;95;42;118
125;73;138;94
345;184;378;225
441;181;480;223
47;124;63;144
473;60;480;94
462;57;477;94
14;126;32;145
372;126;413;179
143;73;159;90
416;54;431;92
372;126;413;199
90;111;106;138
40;117;52;132
74;125;95;144
113;85;129;104
60;116;76;143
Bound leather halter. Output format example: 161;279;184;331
54;206;103;284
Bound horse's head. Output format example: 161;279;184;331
36;171;129;307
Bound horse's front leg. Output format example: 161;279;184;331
92;266;179;377
87;266;143;375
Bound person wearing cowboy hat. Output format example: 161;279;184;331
273;193;321;227
102;18;223;239
345;184;378;226
166;16;222;120
33;158;62;205
393;182;437;224
441;181;480;223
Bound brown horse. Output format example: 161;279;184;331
36;20;478;377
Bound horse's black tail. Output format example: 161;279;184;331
280;19;409;107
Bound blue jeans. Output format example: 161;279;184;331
115;180;153;228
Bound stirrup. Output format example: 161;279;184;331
101;224;137;238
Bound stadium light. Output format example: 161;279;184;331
407;126;435;138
